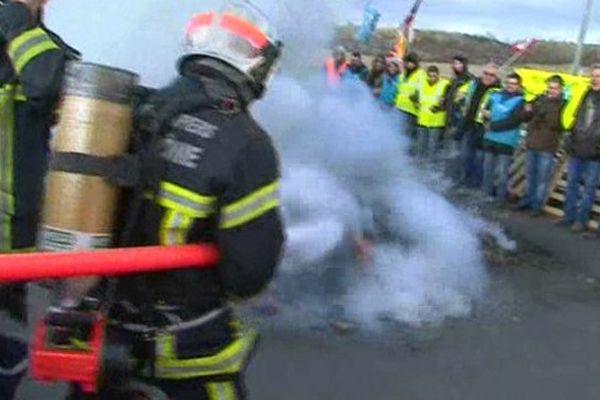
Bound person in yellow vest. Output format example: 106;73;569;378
394;51;426;141
416;65;449;159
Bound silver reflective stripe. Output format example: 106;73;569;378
155;334;256;378
9;33;49;66
212;383;229;400
166;211;182;246
0;358;27;377
120;307;226;333
220;190;279;227
158;189;214;217
166;308;226;333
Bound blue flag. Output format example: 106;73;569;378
356;2;381;44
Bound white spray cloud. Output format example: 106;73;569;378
45;0;493;329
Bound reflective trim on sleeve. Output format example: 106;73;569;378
157;181;216;218
7;27;59;75
207;381;237;400
219;180;280;229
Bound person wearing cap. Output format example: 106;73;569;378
64;3;285;399
0;0;77;398
324;46;348;85
459;63;501;188
379;57;402;107
394;51;426;143
416;65;449;159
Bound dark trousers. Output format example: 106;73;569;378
0;335;28;400
68;376;248;400
0;214;35;400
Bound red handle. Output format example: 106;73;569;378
0;245;219;283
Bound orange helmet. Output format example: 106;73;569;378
182;1;283;97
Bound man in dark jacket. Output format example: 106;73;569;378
518;75;565;216
459;63;501;187
0;0;75;398
65;4;284;399
444;54;474;149
558;65;600;234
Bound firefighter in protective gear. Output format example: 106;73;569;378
65;2;284;399
0;0;77;398
394;51;426;141
416;65;449;158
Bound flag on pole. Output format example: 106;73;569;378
392;0;424;58
511;38;538;55
356;2;381;44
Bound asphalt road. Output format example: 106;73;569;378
11;207;600;400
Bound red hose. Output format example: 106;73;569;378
0;245;219;283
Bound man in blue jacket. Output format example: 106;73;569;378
481;73;525;202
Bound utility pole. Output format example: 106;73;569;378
572;0;594;75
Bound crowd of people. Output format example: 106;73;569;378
324;47;600;239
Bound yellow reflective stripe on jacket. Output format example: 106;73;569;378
0;84;16;251
14;85;26;102
157;181;216;218
220;180;280;230
7;27;59;75
154;329;258;379
207;382;237;400
159;210;194;246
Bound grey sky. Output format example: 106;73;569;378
343;0;599;43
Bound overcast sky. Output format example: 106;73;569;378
343;0;598;43
44;0;596;84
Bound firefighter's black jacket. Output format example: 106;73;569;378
0;1;75;249
115;69;285;323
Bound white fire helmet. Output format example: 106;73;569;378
182;1;283;97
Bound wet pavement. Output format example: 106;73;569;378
10;187;600;400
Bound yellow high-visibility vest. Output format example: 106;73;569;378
417;78;449;128
395;68;426;116
474;87;500;124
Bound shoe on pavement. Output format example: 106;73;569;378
571;222;586;233
583;231;599;240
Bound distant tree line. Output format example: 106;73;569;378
333;24;600;66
